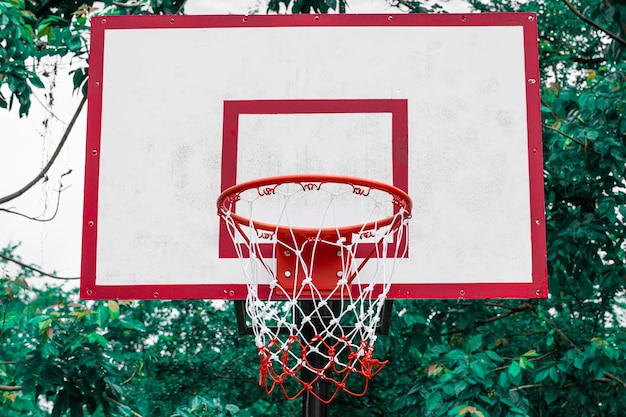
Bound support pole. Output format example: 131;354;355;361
300;300;330;417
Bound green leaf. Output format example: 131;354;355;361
66;35;82;52
534;368;551;383
51;397;63;417
108;300;120;319
453;380;469;395
28;74;44;89
402;310;427;328
87;332;110;349
519;356;531;369
544;387;559;405
485;350;503;363
431;344;450;354
498;370;509;389
448;406;467;416
468;334;482;352
470;360;486;380
97;305;109;326
118;318;146;332
508;361;522;385
549;367;559;383
426;391;442;411
508;361;521;378
573;354;585;369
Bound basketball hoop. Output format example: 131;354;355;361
217;174;411;403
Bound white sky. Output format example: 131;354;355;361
0;0;469;282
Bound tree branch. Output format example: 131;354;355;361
475;301;536;326
0;95;86;206
562;0;626;47
0;171;71;222
484;302;517;310
574;56;605;65
102;394;143;417
510;383;543;392
0;253;79;280
388;0;418;11
121;364;141;386
543;123;601;155
604;371;626;388
0;384;21;392
531;307;579;351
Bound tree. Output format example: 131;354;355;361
2;0;626;416
383;1;626;416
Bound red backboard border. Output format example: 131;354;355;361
80;13;547;300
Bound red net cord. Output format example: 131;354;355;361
258;336;387;404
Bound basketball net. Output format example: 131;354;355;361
217;175;411;403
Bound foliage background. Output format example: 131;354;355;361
1;0;625;416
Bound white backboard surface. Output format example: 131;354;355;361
81;13;547;300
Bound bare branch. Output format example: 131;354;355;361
102;394;143;417
0;96;86;206
543;123;601;155
604;371;626;388
510;384;544;392
484;302;518;310
387;0;418;11
121;364;141;386
0;384;21;392
562;0;626;47
0;171;71;222
0;253;79;280
475;301;536;326
531;307;579;351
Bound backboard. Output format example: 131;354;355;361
81;13;547;300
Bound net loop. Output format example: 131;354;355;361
217;174;411;403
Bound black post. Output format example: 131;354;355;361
300;300;330;417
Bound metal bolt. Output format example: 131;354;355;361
153;291;159;298
528;78;537;84
284;271;292;278
88;221;94;227
337;271;343;278
459;289;465;296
